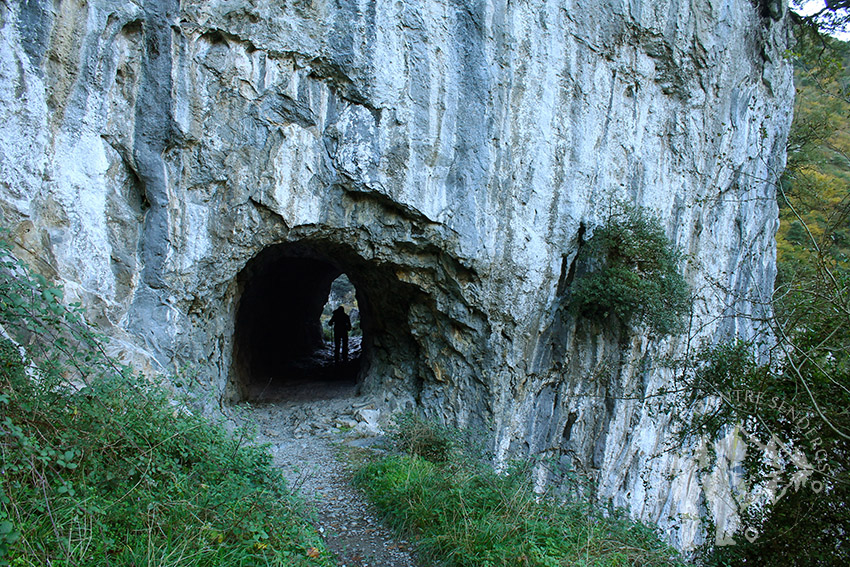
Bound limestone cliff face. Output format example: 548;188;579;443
0;0;792;550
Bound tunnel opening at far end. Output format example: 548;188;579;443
233;245;365;402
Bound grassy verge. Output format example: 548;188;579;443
353;415;686;567
0;239;331;566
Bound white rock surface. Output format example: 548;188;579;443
0;0;793;551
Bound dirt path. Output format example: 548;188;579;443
236;393;421;567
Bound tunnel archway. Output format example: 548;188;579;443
232;243;367;401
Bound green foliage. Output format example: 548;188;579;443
678;341;768;439
692;26;850;567
778;34;850;271
569;205;691;335
0;238;331;566
678;29;850;564
680;335;849;567
386;412;463;463
355;417;684;567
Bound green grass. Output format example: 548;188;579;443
354;417;686;567
0;239;332;566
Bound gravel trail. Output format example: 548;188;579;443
236;391;421;567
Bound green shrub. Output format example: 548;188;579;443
355;421;685;567
386;412;462;463
0;238;331;566
570;204;691;335
677;340;767;438
681;339;849;566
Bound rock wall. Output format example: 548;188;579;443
0;0;793;550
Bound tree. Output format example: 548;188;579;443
791;1;850;37
689;24;850;567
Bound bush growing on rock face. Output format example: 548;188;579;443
569;204;691;335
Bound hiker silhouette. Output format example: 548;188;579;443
328;306;351;362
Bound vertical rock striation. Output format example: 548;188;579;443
0;0;793;550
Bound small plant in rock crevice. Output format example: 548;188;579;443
568;203;691;336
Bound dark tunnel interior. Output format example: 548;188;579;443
233;245;364;401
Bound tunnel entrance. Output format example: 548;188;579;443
233;245;365;402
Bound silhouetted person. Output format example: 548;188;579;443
328;306;351;362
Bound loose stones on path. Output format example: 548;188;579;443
239;397;420;567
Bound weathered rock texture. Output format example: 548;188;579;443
0;0;793;550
